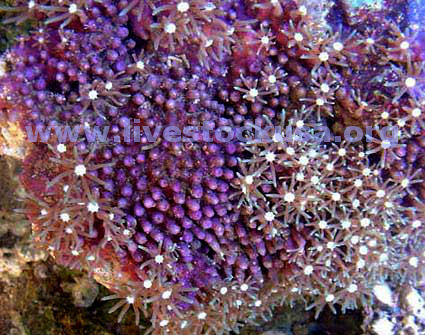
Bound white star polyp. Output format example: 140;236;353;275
379;253;388;263
406;288;425;318
351;235;360;244
360;218;371;227
40;209;48;216
400;41;410;50
412;220;421;228
357;259;366;268
409;256;419;268
197;312;207;320
359;245;368;255
245;175;254;185
308;149;318;158
204;39;214;48
268;75;277;84
341;220;351;229
347;284;358;293
204;2;216;11
254;300;262;307
0;61;6;77
261;36;270;44
87;201;99;213
105;81;113;90
405;77;417;88
284;192;295;203
86;255;95;261
60;213;70;222
240;284;249;292
412;107;422;117
362;168;371;176
316;98;325;106
372;318;394;335
298;5;307;15
299;155;309;165
74;164;87;176
381;140;392;149
327;241;336;250
397;119;406;127
366;38;374;45
381;111;389;119
249;88;259;98
265;151;276;162
264;211;275;222
384;205;392;217
326;163;334;171
177;1;189;12
159;320;169;327
28;0;35;9
136;61;145;70
333;42;344;52
296;120;304;128
286;147;295;155
143;279;153;288
71;249;80;256
373;284;395;306
319;52;329;62
123;229;131;236
226;27;235;36
65;227;73;234
88;89;98;100
155;255;164;264
338;148;346;156
331;192;341;201
165;23;176;34
57;143;67;153
376;189;386;198
325;294;335;303
294;32;304;42
68;3;78;13
304;265;314;275
220;287;228;295
162;290;172;299
126;295;135;304
354;179;362;188
367;239;377;248
180;321;188;329
318;220;327;229
296;172;304;181
311;176;320;184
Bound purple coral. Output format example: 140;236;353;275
1;0;425;334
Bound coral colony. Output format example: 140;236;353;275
0;0;425;333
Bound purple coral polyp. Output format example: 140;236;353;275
1;0;425;334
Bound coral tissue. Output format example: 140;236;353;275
0;0;425;334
